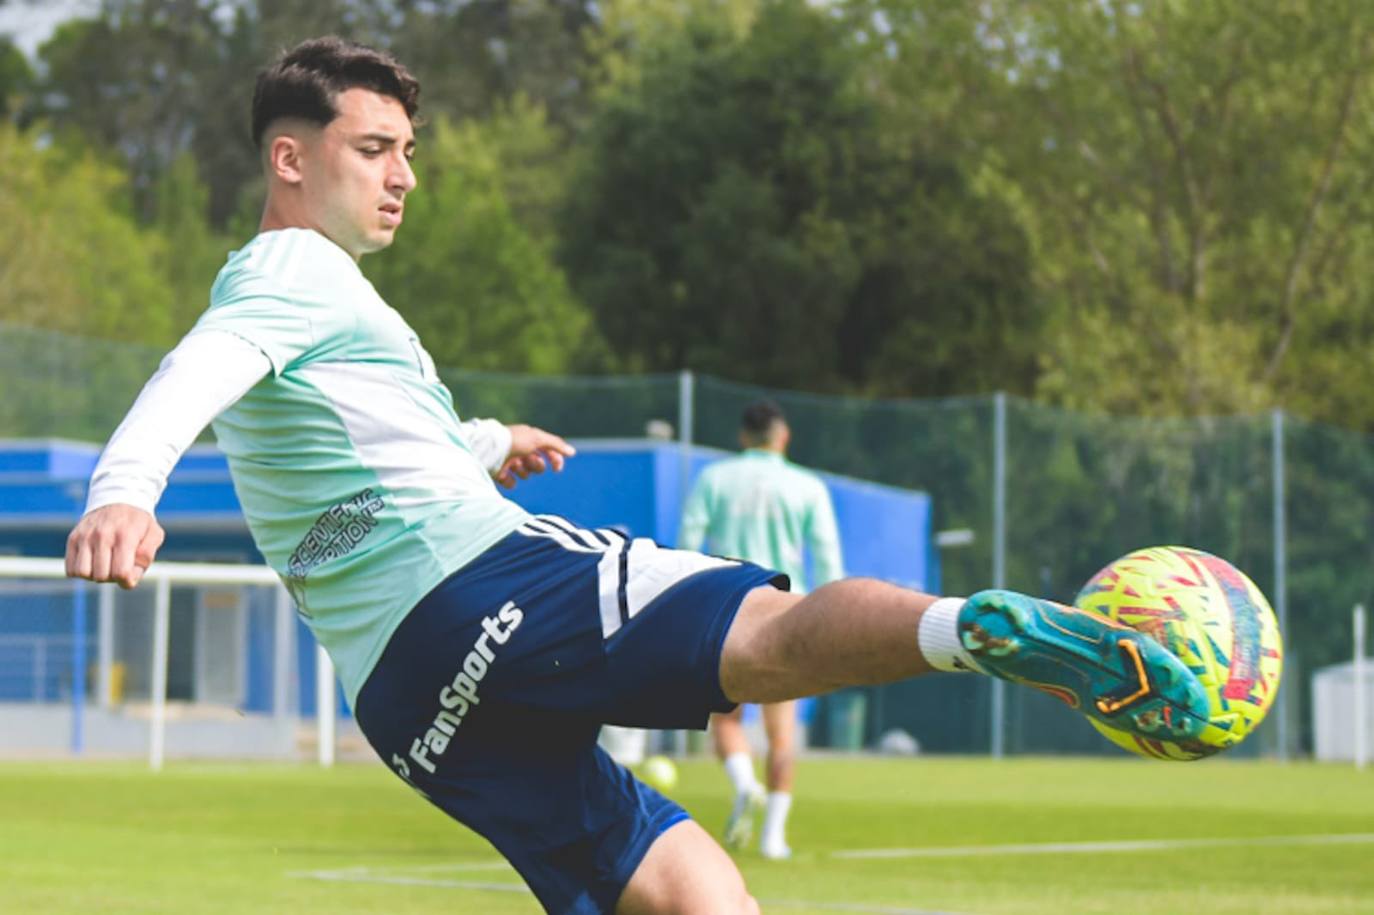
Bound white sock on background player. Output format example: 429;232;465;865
760;791;792;859
723;751;760;797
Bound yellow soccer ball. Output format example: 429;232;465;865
640;755;679;792
1074;546;1284;760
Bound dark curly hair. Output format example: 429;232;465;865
252;36;420;147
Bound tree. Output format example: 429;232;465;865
0;125;176;342
36;2;261;225
0;35;32;123
149;152;236;333
561;0;1037;395
866;0;1374;423
387;0;598;130
365;105;601;374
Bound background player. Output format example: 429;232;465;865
679;399;843;859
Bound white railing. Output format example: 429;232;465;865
0;557;337;771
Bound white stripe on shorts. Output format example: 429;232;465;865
517;516;603;554
597;535;627;639
517;514;741;640
602;539;739;639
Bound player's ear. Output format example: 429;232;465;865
265;133;307;186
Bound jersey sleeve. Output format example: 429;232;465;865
806;477;844;586
457;418;513;475
85;331;272;515
677;472;713;551
194;269;356;376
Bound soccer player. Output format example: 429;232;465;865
65;37;1212;915
678;399;843;860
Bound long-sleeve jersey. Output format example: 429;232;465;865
677;449;843;594
84;228;529;705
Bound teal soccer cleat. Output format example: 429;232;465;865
958;590;1211;742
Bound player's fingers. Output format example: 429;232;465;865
66;528;92;579
537;431;576;458
107;524;140;588
523;453;547;475
546;448;566;473
495;463;516;488
126;523;165;589
89;526;116;583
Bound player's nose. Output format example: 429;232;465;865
391;153;417;193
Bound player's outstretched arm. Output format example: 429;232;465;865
66;504;165;589
495;424;576;489
64;330;272;589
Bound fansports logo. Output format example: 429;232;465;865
398;600;524;778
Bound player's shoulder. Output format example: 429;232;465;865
702;452;754;478
782;459;828;492
212;228;355;302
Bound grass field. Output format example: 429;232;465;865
3;755;1373;914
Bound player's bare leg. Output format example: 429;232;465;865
721;579;936;702
616;819;759;915
719;580;1211;743
758;699;796;859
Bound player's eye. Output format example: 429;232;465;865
360;147;383;157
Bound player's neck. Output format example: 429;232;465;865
259;199;360;262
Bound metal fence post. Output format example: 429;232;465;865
678;370;695;505
1272;409;1289;760
317;642;336;768
674;369;696;756
150;576;171;771
1355;604;1367;771
71;581;86;756
991;392;1007;759
97;584;115;707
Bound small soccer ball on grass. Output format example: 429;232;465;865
1074;545;1284;761
639;755;679;792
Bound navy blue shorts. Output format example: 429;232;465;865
354;515;786;914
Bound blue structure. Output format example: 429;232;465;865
0;439;935;717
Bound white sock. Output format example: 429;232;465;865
723;751;759;796
917;597;983;673
761;791;792;849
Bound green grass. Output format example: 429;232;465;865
3;756;1372;914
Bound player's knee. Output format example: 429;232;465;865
767;747;795;777
692;884;758;912
621;879;758;915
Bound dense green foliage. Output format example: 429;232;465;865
4;0;1374;424
560;2;1037;394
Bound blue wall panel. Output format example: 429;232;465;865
1;438;935;718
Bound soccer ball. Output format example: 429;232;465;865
1074;546;1284;760
640;755;679;792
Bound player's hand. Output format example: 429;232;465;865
496;424;576;489
65;504;165;590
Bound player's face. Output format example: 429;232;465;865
302;88;417;259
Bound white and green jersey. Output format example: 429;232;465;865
677;449;843;593
88;228;529;705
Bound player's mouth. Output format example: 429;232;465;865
380;201;404;228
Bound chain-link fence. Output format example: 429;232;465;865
3;324;1370;758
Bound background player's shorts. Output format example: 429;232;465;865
354;515;787;914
